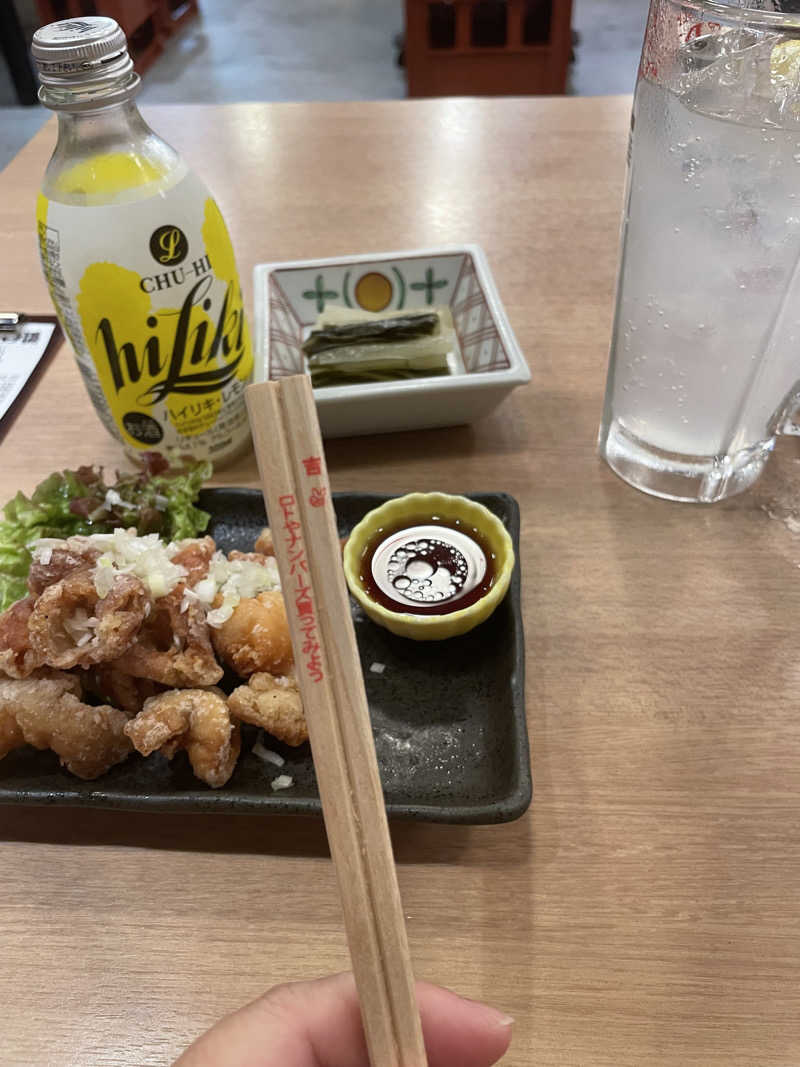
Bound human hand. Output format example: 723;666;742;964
174;971;513;1067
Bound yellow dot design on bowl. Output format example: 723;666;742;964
355;271;393;312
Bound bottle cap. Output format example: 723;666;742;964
32;17;139;106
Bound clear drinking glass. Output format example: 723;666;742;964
599;0;800;502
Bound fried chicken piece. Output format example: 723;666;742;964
0;672;132;778
112;588;223;687
228;672;308;746
124;689;240;788
211;589;293;678
80;664;161;715
254;527;275;557
27;538;100;596
27;568;149;670
227;550;273;565
0;668;81;756
0;596;43;679
110;539;220;687
172;536;215;585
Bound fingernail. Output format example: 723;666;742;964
461;996;515;1029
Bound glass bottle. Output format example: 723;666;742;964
31;17;253;465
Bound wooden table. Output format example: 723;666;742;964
2;98;799;1067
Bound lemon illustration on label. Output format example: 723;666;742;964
54;152;171;203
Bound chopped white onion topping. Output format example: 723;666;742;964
94;557;115;599
33;529;187;602
192;578;217;604
30;531;281;625
63;607;98;644
270;774;294;791
369;662;386;674
252;736;285;767
189;551;280;628
31;538;63;557
104;488;135;511
94;530;186;600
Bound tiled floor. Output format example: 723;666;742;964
140;0;407;104
0;0;648;171
569;0;646;95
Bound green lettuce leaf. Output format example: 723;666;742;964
110;458;212;541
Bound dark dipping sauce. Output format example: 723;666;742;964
358;514;497;616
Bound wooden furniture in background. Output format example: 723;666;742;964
1;98;800;1067
33;0;198;74
404;0;573;96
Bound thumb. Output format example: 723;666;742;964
174;971;513;1067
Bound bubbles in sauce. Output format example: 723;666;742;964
359;515;496;616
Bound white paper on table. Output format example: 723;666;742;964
0;321;58;424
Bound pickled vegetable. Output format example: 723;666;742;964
302;307;458;389
302;313;440;356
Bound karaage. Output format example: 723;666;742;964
0;523;307;788
254;527;275;557
0;596;42;678
28;538;100;596
81;664;161;714
171;536;215;585
113;590;222;687
0;671;132;778
211;589;293;677
125;688;240;787
228;672;308;747
27;568;149;669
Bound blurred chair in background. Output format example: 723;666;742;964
404;0;574;95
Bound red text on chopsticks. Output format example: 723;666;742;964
302;456;327;509
278;493;323;684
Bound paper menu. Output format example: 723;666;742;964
0;320;59;425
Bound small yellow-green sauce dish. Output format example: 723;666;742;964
343;492;515;641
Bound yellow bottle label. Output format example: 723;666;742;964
37;170;253;459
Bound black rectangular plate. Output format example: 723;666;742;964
0;490;530;824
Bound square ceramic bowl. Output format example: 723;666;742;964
253;245;530;438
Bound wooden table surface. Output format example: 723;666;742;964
2;97;800;1067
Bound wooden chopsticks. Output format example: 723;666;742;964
246;376;428;1067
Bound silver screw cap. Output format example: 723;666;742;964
32;17;137;101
